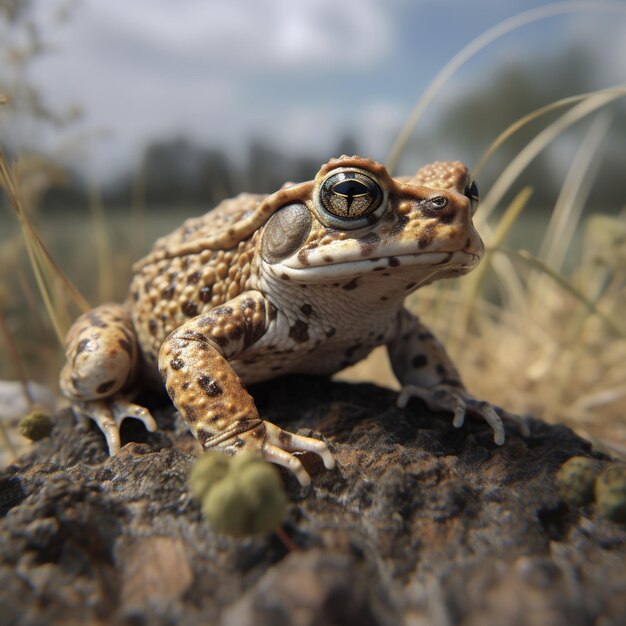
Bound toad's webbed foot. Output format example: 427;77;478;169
71;397;158;455
397;383;530;444
200;418;335;487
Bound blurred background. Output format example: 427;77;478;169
2;0;625;209
1;0;625;453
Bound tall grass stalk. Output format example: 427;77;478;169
479;89;625;221
0;150;90;346
386;1;626;173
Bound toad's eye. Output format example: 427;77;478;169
320;171;383;219
464;177;479;214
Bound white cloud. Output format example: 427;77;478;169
19;0;397;177
80;0;393;71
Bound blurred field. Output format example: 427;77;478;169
1;194;624;459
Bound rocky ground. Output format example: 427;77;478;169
1;376;625;626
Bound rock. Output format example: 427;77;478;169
0;376;625;626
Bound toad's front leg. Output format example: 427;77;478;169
387;308;529;443
159;291;334;486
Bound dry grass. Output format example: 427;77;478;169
344;3;626;456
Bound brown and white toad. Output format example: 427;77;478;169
61;155;527;485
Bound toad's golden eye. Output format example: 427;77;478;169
320;171;383;219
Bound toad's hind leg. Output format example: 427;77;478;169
158;291;334;486
60;303;157;454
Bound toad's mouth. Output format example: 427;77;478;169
274;249;481;283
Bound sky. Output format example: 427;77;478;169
3;0;626;180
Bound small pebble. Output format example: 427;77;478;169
18;410;53;441
555;456;601;506
595;465;626;523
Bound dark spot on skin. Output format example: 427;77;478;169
391;214;409;237
161;285;175;300
326;327;336;338
439;211;455;225
297;248;310;267
406;282;417;290
170;358;185;370
436;365;447;377
197;316;214;328
278;430;291;445
382;273;390;277
289;320;309;343
323;255;334;263
466;237;472;248
118;338;132;355
380;296;388;301
343;278;359;291
249;423;267;441
148;320;158;336
280;273;291;281
88;314;107;329
199;286;213;303
132;290;140;302
242;297;256;311
198;375;223;397
96;380;115;394
181;404;198;422
412;354;428;368
300;303;313;316
227;325;243;340
213;306;233;317
212;335;229;348
76;339;91;354
168;271;179;282
388;257;400;267
358;232;381;256
181;300;199;317
187;271;201;284
181;381;190;390
167;385;177;401
268;303;278;320
210;414;221;423
418;225;437;249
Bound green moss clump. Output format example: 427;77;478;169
188;451;231;502
594;465;626;523
189;451;287;537
555;456;600;506
18;410;53;441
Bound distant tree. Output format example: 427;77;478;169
140;137;234;207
